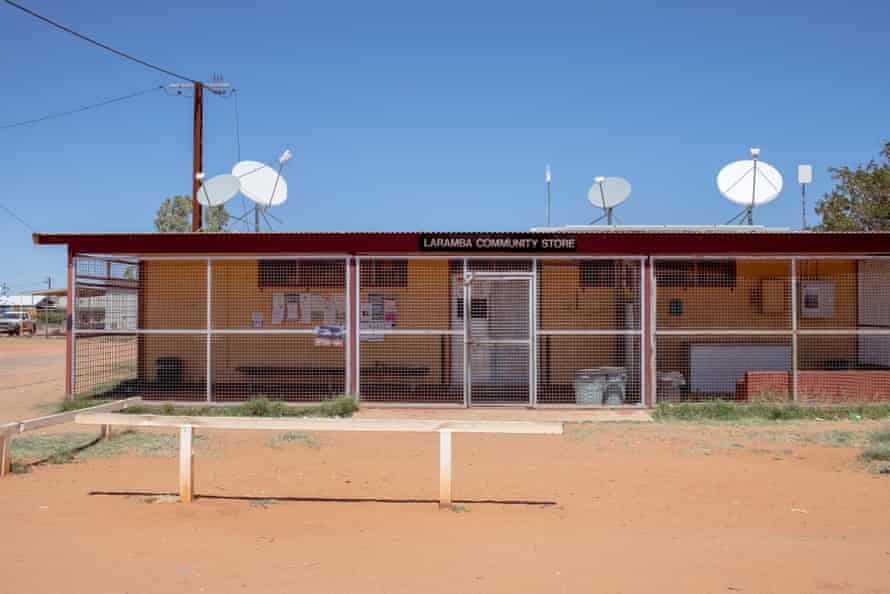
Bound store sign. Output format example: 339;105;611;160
419;233;577;252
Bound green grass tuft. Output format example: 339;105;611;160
267;432;320;449
249;498;280;509
860;425;890;462
655;401;890;422
125;396;359;419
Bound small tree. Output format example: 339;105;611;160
814;141;890;231
154;195;229;233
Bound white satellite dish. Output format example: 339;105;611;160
587;176;631;225
717;148;783;224
196;174;240;207
232;160;289;206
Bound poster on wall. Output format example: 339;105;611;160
272;292;285;325
360;293;398;341
251;312;263;329
286;293;300;320
314;325;344;347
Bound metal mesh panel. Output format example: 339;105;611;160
467;276;532;405
359;259;459;331
137;334;208;400
798;335;890;403
73;333;207;400
538;259;641;331
212;334;344;401
359;334;463;403
357;258;463;403
656;259;792;330
213;259;345;329
140;260;207;330
797;258;882;330
656;334;792;402
74;256;139;331
73;334;138;398
537;335;641;405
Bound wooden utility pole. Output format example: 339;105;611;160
191;82;203;232
167;80;231;232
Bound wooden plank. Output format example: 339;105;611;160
75;413;563;435
0;434;9;477
439;430;452;509
179;425;194;503
18;397;141;434
0;423;19;437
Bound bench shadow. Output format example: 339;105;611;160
88;490;556;506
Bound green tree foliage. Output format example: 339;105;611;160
153;195;229;233
814;142;890;231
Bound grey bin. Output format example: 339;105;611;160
574;367;627;405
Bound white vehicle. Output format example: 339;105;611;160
0;311;38;335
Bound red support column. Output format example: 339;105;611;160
65;247;73;398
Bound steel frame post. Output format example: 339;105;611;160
355;256;362;401
462;258;470;408
346;256;354;397
530;259;537;407
206;259;212;402
647;256;657;407
791;257;798;402
66;249;75;399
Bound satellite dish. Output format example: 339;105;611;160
717;149;783;224
232;160;288;206
196;174;240;207
587;176;631;225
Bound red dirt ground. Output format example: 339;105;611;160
1;337;889;594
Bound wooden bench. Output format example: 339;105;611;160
75;413;563;508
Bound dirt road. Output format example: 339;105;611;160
1;338;888;594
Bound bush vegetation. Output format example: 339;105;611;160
123;396;359;418
654;400;890;422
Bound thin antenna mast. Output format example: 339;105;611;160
545;164;552;226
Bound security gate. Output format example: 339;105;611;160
465;273;534;406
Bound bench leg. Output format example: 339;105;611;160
438;430;452;509
179;426;194;502
0;435;9;478
101;424;111;440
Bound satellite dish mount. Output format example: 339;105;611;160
717;147;783;225
587;176;631;225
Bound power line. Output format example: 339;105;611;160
0;201;35;233
0;85;163;130
2;0;196;83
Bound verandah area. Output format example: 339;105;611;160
69;254;890;406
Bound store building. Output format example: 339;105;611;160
33;228;890;407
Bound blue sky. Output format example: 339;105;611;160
1;0;888;292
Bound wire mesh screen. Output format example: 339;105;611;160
538;259;641;331
359;334;463;403
357;258;463;403
211;258;347;401
798;334;890;402
212;334;345;401
74;257;139;331
72;334;139;398
537;335;641;405
467;276;531;405
137;334;208;400
656;334;792;402
655;259;792;330
537;259;643;406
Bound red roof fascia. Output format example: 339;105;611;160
32;231;890;256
